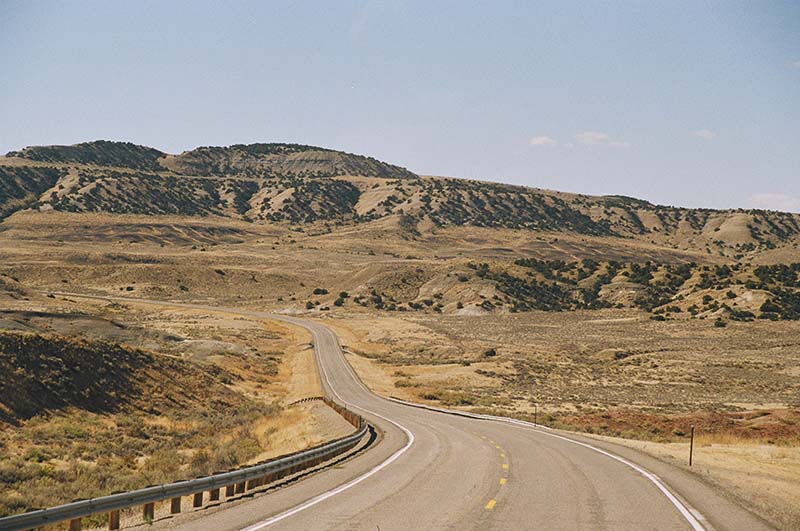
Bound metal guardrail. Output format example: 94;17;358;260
288;395;326;406
0;398;368;531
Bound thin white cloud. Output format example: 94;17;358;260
575;131;630;148
750;193;800;213
693;129;715;140
529;135;558;147
788;60;800;69
575;131;610;145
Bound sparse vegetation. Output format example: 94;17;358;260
3;141;800;249
0;331;283;517
1;140;799;527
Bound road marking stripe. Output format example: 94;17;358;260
240;323;416;531
485;500;496;510
43;295;417;531
386;396;706;531
500;453;506;458
51;295;702;531
499;478;507;485
501;463;509;470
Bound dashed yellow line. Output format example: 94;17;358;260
499;478;507;485
500;453;506;458
485;499;497;510
502;463;509;470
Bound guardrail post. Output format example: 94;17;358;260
0;401;367;531
108;509;120;530
143;502;155;523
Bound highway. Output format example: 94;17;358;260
54;295;772;530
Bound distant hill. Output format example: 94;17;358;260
7;140;167;171
2;140;799;257
6;140;417;179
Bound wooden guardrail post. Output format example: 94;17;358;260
108;509;120;530
193;492;203;508
209;488;220;501
143;502;155;522
69;517;81;531
170;497;182;514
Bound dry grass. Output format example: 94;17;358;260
1;210;798;526
592;434;800;529
327;311;800;528
324;311;800;438
0;298;351;519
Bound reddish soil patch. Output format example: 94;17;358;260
555;407;800;444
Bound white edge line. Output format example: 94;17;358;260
43;294;416;531
239;324;415;531
45;294;700;530
386;397;706;531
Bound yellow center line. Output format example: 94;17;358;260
485;499;497;510
500;453;506;458
499;478;507;485
502;463;509;470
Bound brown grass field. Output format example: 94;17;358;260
0;295;352;520
1;210;798;526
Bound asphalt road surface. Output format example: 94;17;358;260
57;295;771;530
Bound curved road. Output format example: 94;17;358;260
56;295;771;530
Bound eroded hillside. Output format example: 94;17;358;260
2;141;799;261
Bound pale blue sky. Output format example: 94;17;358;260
2;1;798;211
